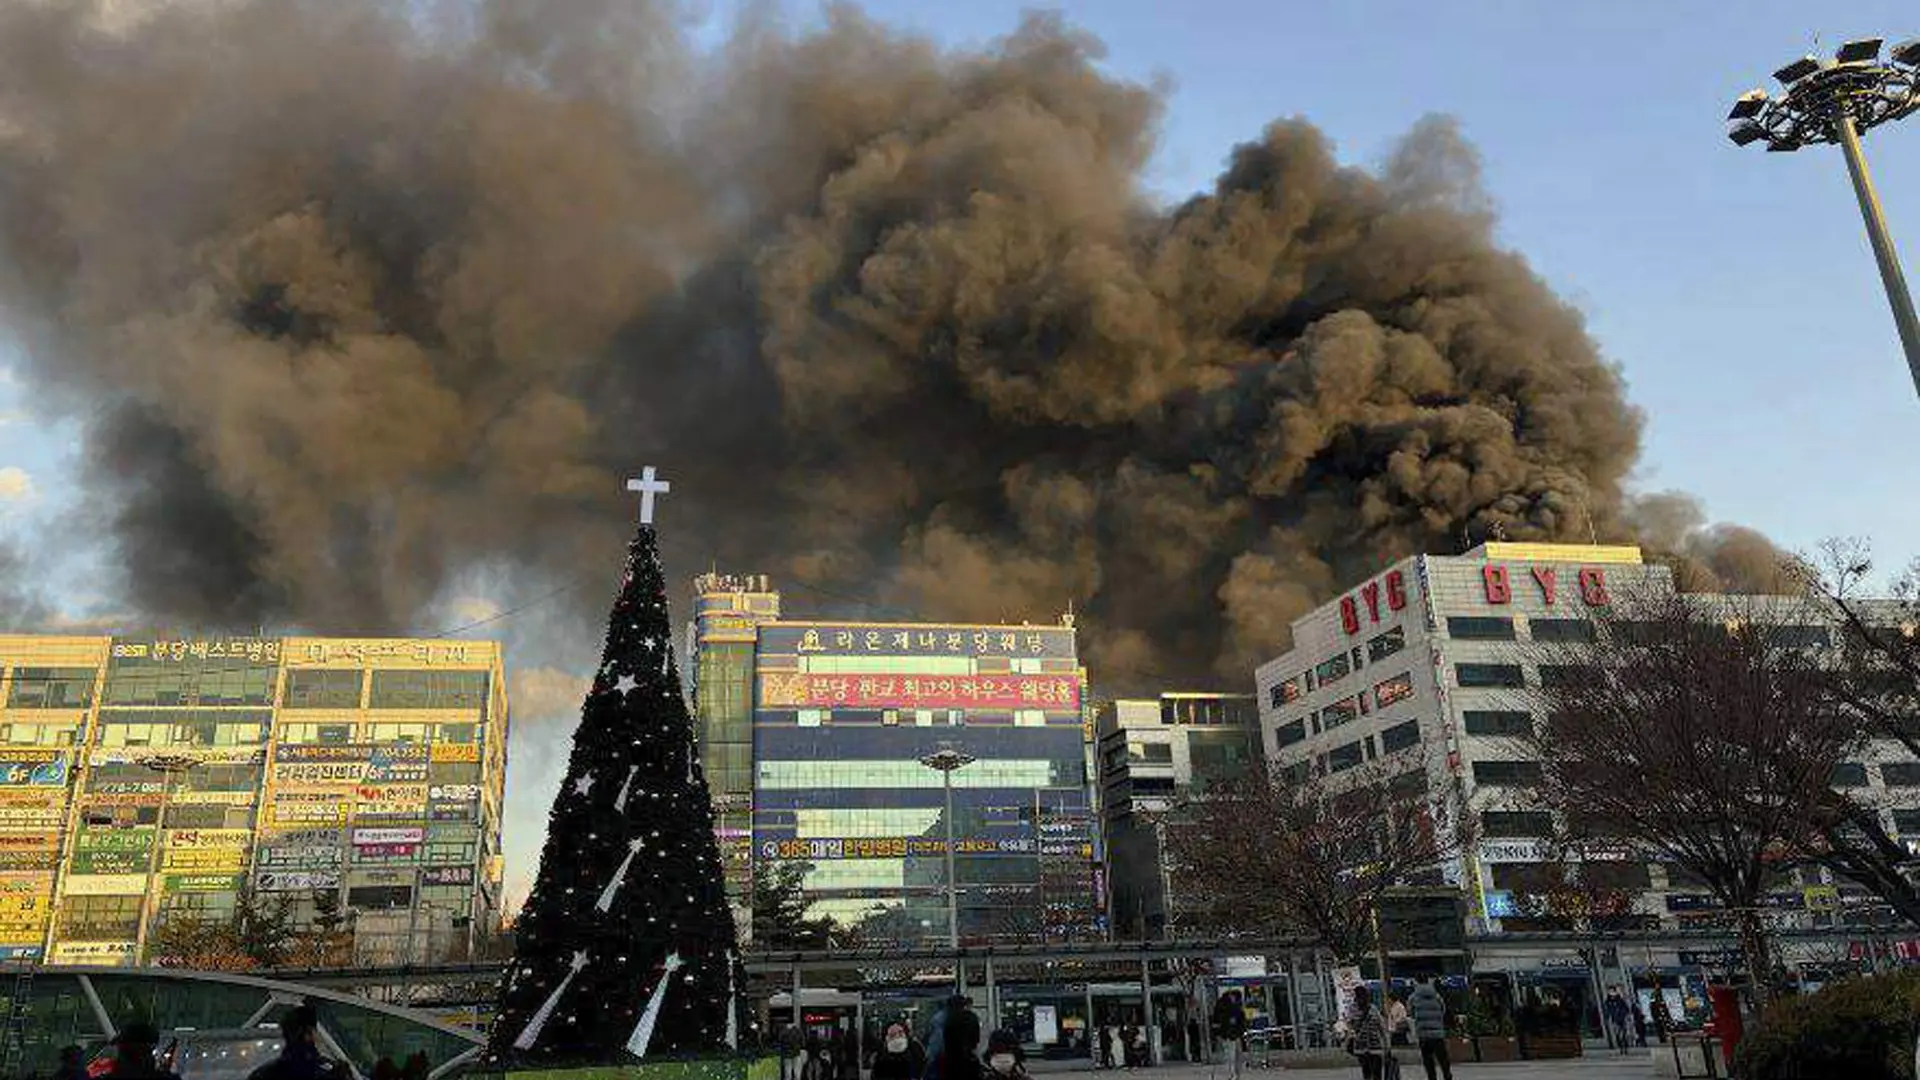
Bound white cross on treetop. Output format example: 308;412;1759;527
626;466;671;525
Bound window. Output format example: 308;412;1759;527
1448;617;1516;641
1373;673;1415;710
1832;762;1870;788
1275;719;1306;748
59;895;143;940
367;670;489;710
1380;719;1421;755
1472;760;1543;786
1321;698;1358;731
1327;740;1365;774
1127;742;1173;764
1013;709;1045;727
1536;665;1594;688
1131;777;1177;794
283;669;364;709
1314;653;1352;686
1766;625;1830;649
1882;762;1920;788
1893;809;1920;835
1388;770;1428;800
1610;621;1663;647
346;885;413;910
1367;627;1406;663
1456;663;1524;688
1461;711;1533;739
1482;811;1554;837
6;667;95;708
1269;677;1302;709
1530;618;1596;644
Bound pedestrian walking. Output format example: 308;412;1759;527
932;997;982;1080
245;1006;344;1080
982;1030;1029;1080
1211;992;1247;1080
1405;977;1451;1080
1603;986;1633;1055
778;1025;806;1080
1342;987;1388;1080
1649;991;1672;1043
872;1023;926;1080
1385;994;1410;1049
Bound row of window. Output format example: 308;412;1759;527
1455;663;1595;689
1269;628;1407;708
1445;616;1831;649
756;758;1088;790
1315;719;1423;776
2;667;491;711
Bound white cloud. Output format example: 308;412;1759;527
0;467;34;504
503;665;591;909
446;595;502;627
0;411;27;428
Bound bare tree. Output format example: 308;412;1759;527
1800;540;1920;924
1519;592;1856;1005
1166;752;1471;963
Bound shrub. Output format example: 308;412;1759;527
1734;971;1920;1080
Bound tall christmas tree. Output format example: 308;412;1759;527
484;470;740;1069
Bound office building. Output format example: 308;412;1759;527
1251;542;1918;940
750;618;1103;946
687;573;782;939
0;633;508;966
1095;693;1258;938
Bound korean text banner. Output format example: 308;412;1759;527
759;624;1074;659
759;673;1080;711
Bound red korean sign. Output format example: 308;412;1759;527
1340;569;1411;636
759;673;1080;711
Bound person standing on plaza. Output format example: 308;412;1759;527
1211;991;1247;1079
1405;977;1451;1080
1343;987;1388;1080
871;1022;926;1080
1385;994;1410;1048
1603;987;1633;1055
246;1006;343;1080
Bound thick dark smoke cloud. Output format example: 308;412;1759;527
0;0;1777;684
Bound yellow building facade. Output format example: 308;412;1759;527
0;634;508;966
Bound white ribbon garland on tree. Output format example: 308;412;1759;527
512;949;589;1050
725;952;739;1050
595;837;645;913
625;951;685;1059
613;764;639;812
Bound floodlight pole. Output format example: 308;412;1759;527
1834;112;1920;396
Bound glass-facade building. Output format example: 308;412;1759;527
0;633;508;966
687;573;782;939
751;620;1103;947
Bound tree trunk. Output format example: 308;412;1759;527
1733;907;1774;1010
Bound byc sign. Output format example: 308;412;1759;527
1482;564;1610;606
1339;569;1409;635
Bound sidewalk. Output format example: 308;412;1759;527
1031;1052;1658;1077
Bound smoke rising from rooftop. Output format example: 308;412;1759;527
0;0;1781;684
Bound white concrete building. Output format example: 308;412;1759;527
1253;541;1919;942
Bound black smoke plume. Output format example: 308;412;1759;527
0;0;1780;683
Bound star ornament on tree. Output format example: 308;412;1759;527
612;673;640;697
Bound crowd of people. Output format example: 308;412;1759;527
776;996;1030;1080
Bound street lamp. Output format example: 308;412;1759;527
1728;37;1920;397
919;746;975;951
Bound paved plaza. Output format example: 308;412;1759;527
1033;1053;1666;1078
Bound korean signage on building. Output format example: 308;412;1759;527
256;869;341;892
288;639;480;666
759;673;1080;711
422;865;474;886
758;836;1036;860
0;750;68;786
759;624;1075;659
271;793;352;825
50;941;134;964
162;830;251;872
111;638;281;663
164;874;241;893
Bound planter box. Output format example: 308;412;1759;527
475;1058;781;1080
1473;1036;1518;1062
1445;1036;1477;1064
1522;1033;1582;1059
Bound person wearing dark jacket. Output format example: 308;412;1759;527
246;1006;342;1080
1211;993;1248;1079
982;1030;1028;1080
54;1046;87;1080
872;1022;927;1080
933;999;982;1080
1406;978;1451;1080
104;1024;180;1080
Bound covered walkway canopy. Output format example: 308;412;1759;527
0;966;482;1080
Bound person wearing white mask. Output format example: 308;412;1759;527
872;1022;927;1080
983;1030;1029;1080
